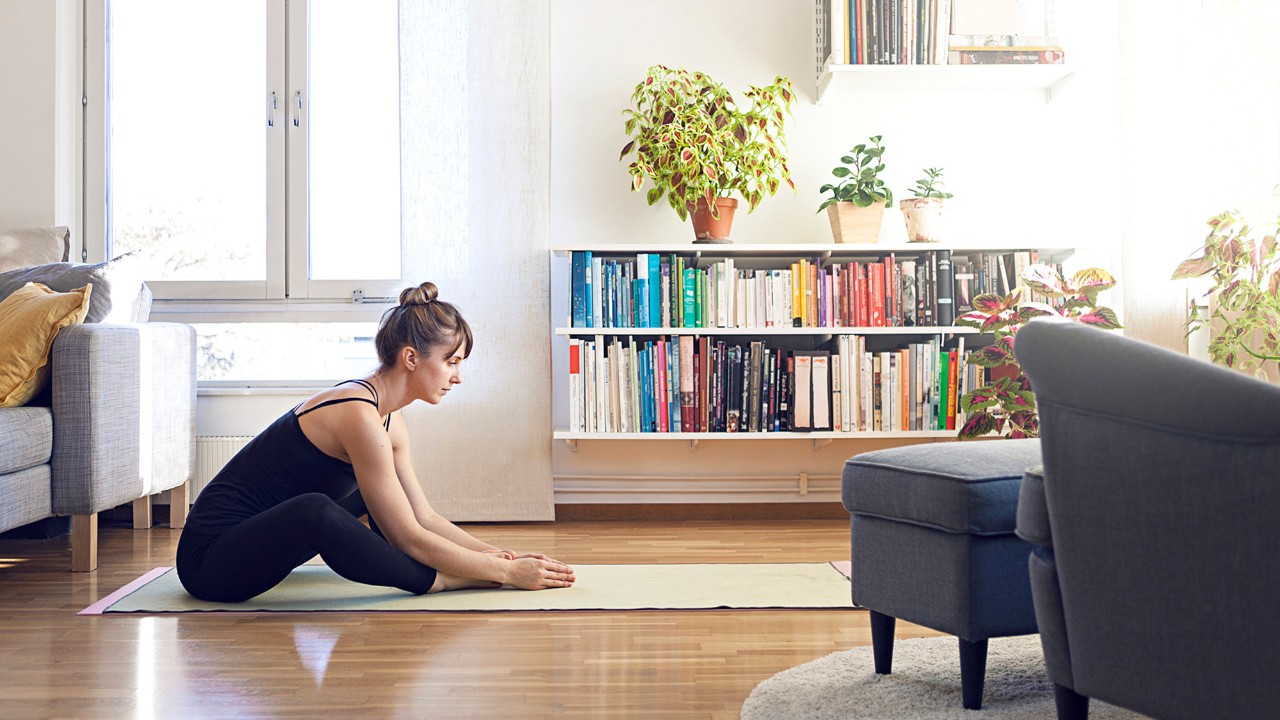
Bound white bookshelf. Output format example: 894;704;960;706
551;242;1074;444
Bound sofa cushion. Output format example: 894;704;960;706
0;226;71;272
843;439;1042;536
0;254;150;325
0;407;53;474
0;464;54;534
0;283;93;407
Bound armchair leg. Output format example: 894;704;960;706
168;481;189;529
1054;684;1089;720
868;610;896;675
132;496;152;529
71;513;98;572
959;638;990;710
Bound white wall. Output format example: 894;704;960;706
546;0;1122;503
0;0;79;235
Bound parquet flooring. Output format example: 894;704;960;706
0;516;942;719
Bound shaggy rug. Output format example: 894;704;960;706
82;562;853;614
741;634;1146;719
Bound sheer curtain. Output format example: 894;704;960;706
1115;0;1280;350
398;1;553;520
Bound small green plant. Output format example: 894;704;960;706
817;135;892;212
1172;209;1280;372
955;264;1122;439
620;65;796;221
909;167;953;199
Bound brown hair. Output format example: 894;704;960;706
375;282;473;369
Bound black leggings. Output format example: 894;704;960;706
176;492;438;602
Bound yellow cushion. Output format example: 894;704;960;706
0;282;93;407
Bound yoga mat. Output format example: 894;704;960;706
82;562;853;615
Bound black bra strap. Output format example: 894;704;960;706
296;396;378;416
297;379;391;431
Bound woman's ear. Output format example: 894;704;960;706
400;345;418;370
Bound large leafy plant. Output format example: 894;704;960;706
817;135;892;211
956;264;1122;439
620;65;796;221
1172;209;1280;372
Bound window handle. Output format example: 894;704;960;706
267;91;278;127
293;91;304;127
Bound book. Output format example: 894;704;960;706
568;339;582;431
647;253;662;327
949;47;1064;64
747;340;763;433
679;336;695;431
571;251;587;327
726;344;743;433
792;352;813;431
935;249;954;326
812;351;832;431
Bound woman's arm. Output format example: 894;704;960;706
385;413;503;553
339;406;571;590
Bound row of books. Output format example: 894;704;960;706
830;0;956;66
566;334;977;435
569;250;958;330
821;0;1065;66
954;251;1062;312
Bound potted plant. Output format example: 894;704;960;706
1172;209;1280;377
619;65;796;243
900;167;953;243
817;135;892;244
955;263;1122;439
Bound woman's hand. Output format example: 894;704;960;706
482;548;517;560
504;557;575;590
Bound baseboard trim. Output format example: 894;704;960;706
554;503;849;521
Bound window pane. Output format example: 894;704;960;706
107;1;268;281
308;1;401;280
195;323;378;382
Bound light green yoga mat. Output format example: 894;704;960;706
87;563;853;614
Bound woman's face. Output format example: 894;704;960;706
416;342;465;405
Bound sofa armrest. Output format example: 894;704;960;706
49;323;196;515
1014;466;1051;548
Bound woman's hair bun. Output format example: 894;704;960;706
399;282;439;307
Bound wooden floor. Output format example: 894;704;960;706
0;516;942;719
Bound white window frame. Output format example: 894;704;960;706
83;0;407;313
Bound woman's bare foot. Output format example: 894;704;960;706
428;571;502;594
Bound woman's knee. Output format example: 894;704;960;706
288;493;350;526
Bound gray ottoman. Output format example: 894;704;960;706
842;439;1042;710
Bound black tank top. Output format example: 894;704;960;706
184;379;390;537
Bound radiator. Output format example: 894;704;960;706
194;435;253;497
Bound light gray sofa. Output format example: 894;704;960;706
1016;318;1280;719
0;322;196;570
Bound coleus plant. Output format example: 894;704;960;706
955;264;1122;439
1172;209;1280;372
620;65;796;221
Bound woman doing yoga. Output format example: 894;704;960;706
176;282;575;602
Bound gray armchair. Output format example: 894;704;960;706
1015;318;1280;720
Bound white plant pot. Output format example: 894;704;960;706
899;197;946;243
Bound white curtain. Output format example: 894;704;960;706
399;1;553;520
1115;0;1280;350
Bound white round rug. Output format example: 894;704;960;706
741;635;1146;720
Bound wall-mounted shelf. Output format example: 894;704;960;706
816;64;1076;104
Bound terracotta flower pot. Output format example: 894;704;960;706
899;197;946;243
826;202;885;244
688;197;738;243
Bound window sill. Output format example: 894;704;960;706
198;383;330;397
152;299;394;324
